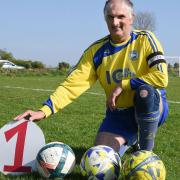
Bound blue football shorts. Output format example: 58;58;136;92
98;95;169;146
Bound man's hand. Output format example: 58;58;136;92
14;110;45;121
107;86;123;111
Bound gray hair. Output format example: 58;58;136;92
104;0;134;19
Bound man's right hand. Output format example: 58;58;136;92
14;110;45;121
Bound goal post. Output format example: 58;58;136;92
165;56;180;77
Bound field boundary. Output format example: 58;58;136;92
1;85;180;104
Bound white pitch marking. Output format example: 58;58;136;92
3;85;54;92
168;100;180;104
1;85;180;104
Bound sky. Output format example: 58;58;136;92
0;0;180;67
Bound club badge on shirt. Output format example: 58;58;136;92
129;50;139;61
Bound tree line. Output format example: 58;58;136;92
0;49;71;70
0;49;45;69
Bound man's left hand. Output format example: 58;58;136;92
107;85;123;111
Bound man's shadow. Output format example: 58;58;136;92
65;146;88;180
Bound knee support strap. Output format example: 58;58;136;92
134;84;160;114
134;85;160;150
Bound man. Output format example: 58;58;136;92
15;0;168;156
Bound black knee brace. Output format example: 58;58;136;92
134;84;160;114
134;85;160;150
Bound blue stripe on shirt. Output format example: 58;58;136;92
93;32;138;70
130;78;147;89
43;98;54;114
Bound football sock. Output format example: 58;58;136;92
137;110;160;151
134;84;160;151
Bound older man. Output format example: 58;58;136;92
15;0;168;156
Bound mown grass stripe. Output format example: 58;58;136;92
1;85;180;104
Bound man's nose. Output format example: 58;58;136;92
112;17;119;26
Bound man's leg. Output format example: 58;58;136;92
95;107;138;156
95;132;138;157
134;84;163;151
94;132;126;153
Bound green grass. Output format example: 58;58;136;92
0;75;179;180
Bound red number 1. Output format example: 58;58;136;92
3;121;32;172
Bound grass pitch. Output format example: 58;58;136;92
0;75;179;180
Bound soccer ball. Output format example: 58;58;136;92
122;150;166;180
36;142;75;178
80;145;121;180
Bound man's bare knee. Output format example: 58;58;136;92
140;89;148;98
94;132;126;152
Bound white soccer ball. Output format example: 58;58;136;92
80;145;121;180
36;142;75;178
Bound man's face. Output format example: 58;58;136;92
105;2;134;43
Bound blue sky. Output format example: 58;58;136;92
0;0;180;67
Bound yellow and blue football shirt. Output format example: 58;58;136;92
40;30;168;117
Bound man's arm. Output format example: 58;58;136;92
40;52;97;118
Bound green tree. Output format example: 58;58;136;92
174;62;179;69
168;63;173;73
58;61;70;70
0;49;14;60
168;63;172;69
31;61;45;69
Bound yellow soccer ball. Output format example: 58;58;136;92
122;150;166;180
